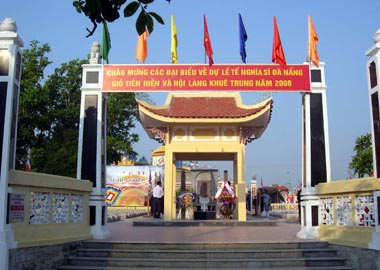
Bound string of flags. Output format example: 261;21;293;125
100;15;320;68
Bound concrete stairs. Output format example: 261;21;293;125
59;241;354;270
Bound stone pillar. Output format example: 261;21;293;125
366;29;380;178
0;18;23;270
298;62;331;239
77;42;111;239
367;30;380;249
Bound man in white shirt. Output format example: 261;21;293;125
152;181;164;218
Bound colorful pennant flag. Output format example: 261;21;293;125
100;21;111;64
171;15;178;64
239;13;248;63
136;30;149;63
272;16;287;67
308;15;320;67
203;15;214;66
25;149;31;172
105;187;121;206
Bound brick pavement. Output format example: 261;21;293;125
102;215;316;243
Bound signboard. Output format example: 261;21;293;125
102;64;311;92
9;193;25;223
105;166;164;206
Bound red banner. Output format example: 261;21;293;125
102;64;310;92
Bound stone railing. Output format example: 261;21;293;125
316;178;380;249
8;170;92;248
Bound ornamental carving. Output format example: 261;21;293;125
70;194;84;223
29;192;50;224
320;197;334;225
148;127;168;145
355;195;375;227
240;127;260;145
336;196;352;226
52;193;69;223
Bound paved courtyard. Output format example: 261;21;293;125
103;214;316;244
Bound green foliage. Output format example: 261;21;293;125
106;92;139;164
17;41;141;176
17;40;52;170
73;0;166;37
349;133;373;178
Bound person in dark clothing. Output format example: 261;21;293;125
297;189;302;224
152;181;164;218
246;191;251;213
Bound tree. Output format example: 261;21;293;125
36;58;88;176
349;133;373;178
17;41;87;176
17;40;52;171
17;41;142;176
106;92;139;164
73;0;168;37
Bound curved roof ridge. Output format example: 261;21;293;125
137;94;272;119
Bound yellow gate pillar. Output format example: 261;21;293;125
235;146;246;221
163;145;176;221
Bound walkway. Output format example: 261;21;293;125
103;215;316;244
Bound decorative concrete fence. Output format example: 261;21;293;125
8;170;92;248
317;178;380;250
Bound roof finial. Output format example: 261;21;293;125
374;29;380;44
0;18;17;32
89;42;101;64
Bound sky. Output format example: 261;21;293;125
1;1;379;189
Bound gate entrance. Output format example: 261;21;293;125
76;43;331;239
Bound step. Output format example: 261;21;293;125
59;264;354;270
59;241;354;270
65;256;349;268
82;241;330;250
75;247;338;259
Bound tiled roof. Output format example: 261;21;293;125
139;96;272;119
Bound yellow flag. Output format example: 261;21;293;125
308;15;319;66
136;30;148;63
171;15;178;64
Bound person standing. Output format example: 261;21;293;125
152;181;164;218
297;189;302;224
246;191;251;214
261;191;272;217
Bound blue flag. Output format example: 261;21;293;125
239;13;248;63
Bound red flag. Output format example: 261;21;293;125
260;177;264;187
203;15;214;66
308;15;320;67
272;16;286;67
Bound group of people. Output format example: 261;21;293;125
246;190;272;217
152;181;301;219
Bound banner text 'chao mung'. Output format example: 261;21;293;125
102;64;311;92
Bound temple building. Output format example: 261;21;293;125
137;92;273;221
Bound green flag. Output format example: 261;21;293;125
101;21;111;63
